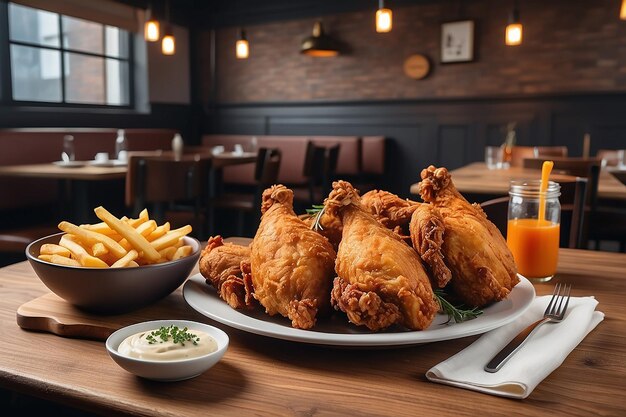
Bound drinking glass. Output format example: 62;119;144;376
485;146;503;169
506;180;561;283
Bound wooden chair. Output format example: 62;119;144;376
596;149;625;168
300;142;340;206
129;153;211;239
481;177;588;249
510;146;568;167
209;148;281;236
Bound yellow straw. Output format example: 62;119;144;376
539;160;554;222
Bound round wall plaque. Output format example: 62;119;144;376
403;54;431;80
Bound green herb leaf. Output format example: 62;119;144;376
305;204;325;215
307;205;326;231
434;289;483;324
147;325;200;345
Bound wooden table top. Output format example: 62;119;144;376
0;154;257;182
0;163;127;181
1;249;625;416
409;162;626;201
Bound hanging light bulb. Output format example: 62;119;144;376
505;1;522;46
376;0;393;33
621;0;626;20
162;26;175;55
144;5;159;42
161;0;175;55
236;29;249;59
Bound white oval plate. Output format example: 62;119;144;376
183;274;535;347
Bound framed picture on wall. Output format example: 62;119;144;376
441;20;475;63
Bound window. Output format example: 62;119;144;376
7;2;131;106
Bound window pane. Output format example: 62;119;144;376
62;15;103;55
64;52;104;104
105;26;129;58
10;45;62;102
106;59;130;105
8;3;60;47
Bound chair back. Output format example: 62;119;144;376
130;155;210;222
596;149;625;167
480;176;588;249
254;148;282;186
510;146;568;167
303;142;340;200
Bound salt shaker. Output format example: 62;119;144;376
115;129;128;161
62;135;75;162
172;133;183;160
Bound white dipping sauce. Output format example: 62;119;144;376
118;327;217;361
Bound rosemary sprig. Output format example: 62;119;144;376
146;325;200;346
305;204;324;216
434;289;483;324
307;204;326;231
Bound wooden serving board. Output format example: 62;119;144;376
16;293;138;341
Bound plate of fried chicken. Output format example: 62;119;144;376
183;165;535;347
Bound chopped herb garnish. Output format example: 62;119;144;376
434;289;483;324
146;325;200;346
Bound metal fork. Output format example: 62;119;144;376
484;283;571;373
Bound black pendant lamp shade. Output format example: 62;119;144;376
301;21;339;57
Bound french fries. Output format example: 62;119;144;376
38;206;194;268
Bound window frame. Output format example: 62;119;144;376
0;0;135;109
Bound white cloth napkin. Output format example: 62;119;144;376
426;296;604;399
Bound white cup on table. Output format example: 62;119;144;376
94;152;109;163
233;144;244;155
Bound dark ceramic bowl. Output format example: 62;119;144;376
26;233;200;314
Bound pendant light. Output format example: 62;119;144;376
162;27;175;55
144;4;159;42
236;29;249;59
505;1;522;46
376;0;392;33
300;21;339;57
621;0;626;20
161;0;175;55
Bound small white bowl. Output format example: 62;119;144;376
106;320;229;381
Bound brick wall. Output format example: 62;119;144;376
203;0;626;103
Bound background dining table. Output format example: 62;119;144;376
409;162;626;202
0;152;257;224
0;248;624;416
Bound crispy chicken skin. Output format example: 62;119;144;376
360;189;421;230
325;180;438;331
418;166;519;307
198;235;254;309
409;204;452;288
251;185;336;329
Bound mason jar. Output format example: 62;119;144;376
506;180;561;283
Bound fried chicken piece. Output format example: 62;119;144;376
409;204;452;288
418;166;519;307
361;189;421;231
325;180;438;331
198;235;254;309
251;185;336;329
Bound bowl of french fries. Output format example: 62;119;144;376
25;206;201;314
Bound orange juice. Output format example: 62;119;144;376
507;218;560;279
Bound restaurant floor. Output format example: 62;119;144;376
0;388;99;416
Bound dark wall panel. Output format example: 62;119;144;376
207;93;626;197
